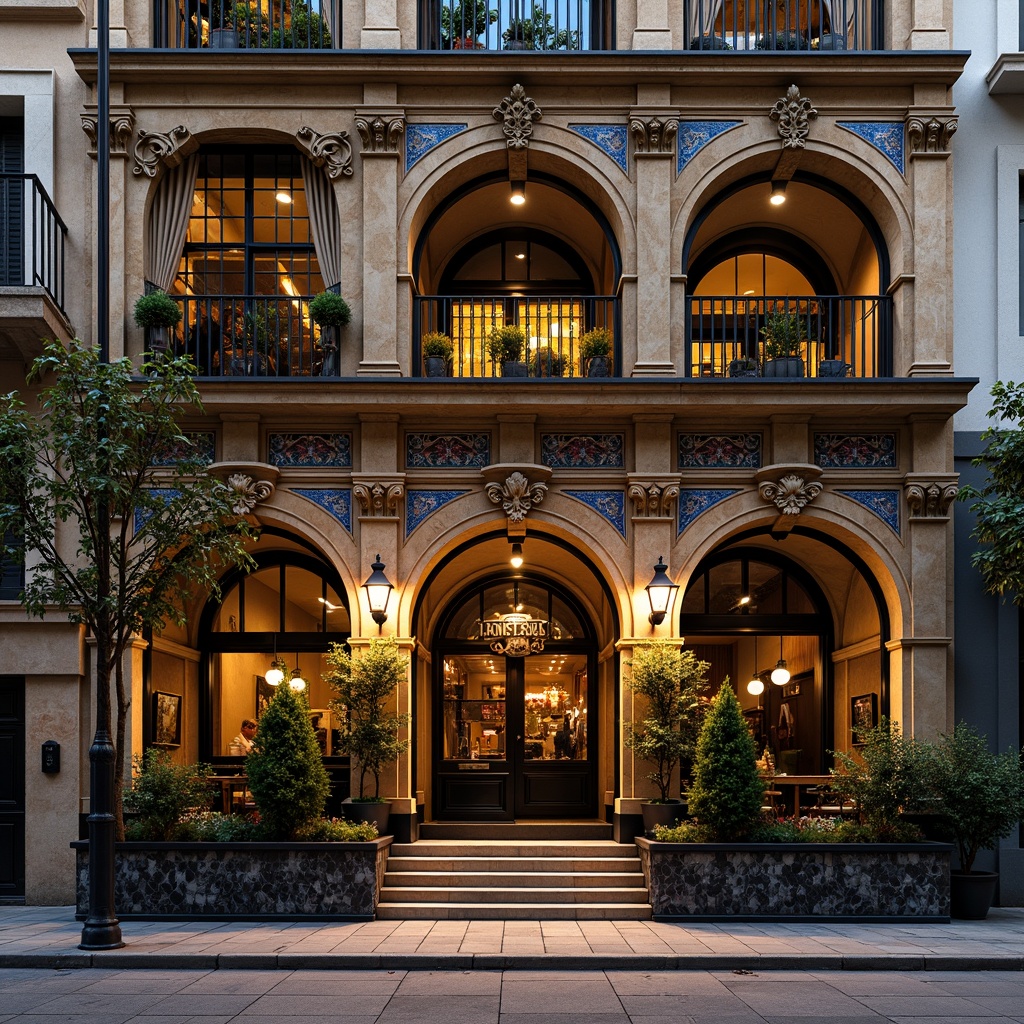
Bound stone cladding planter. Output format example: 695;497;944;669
73;837;391;920
636;838;951;922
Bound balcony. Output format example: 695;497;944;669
156;0;340;49
687;295;893;378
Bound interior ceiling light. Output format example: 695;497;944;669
318;597;344;612
769;180;787;206
771;636;790;686
747;636;763;695
289;662;306;692
510;542;524;568
514;251;526;260
510;181;526;206
276;191;293;204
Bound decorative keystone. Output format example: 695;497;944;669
757;464;824;516
225;473;275;515
493;84;542;150
770;85;817;149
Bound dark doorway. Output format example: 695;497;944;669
0;676;25;901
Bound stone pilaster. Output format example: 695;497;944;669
360;0;400;48
631;0;672;50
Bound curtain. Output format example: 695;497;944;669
301;155;341;289
146;153;198;291
825;0;855;34
688;0;724;42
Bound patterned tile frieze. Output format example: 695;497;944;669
406;432;490;469
268;432;352;468
678;489;740;533
836;121;905;175
678;433;762;469
813;433;897;469
293;488;352;531
406;489;471;536
837;489;901;535
405;123;468;173
564;490;626;537
541;433;624;468
677;121;742;175
569;124;629;174
151;431;215;467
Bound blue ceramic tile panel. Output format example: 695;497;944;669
569;124;629;174
677;121;742;175
406;432;491;469
678;488;741;533
406;489;471;536
836;122;905;176
541;433;625;468
293;488;352;532
405;124;469;173
268;432;352;468
134;488;180;532
150;431;216;467
814;433;897;469
678;433;762;469
838;489;901;536
564;490;626;537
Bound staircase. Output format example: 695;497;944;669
376;824;652;920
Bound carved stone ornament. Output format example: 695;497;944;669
131;125;193;178
81;105;136;158
629;116;679;155
905;479;958;518
295;126;354;179
353;480;405;517
627;481;680;518
485;471;548;523
769;85;818;149
225;473;275;515
907;115;958;154
492;84;542;150
356;115;406;153
758;473;823;516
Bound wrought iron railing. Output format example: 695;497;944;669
684;0;881;51
414;294;619;377
0;174;68;315
155;0;340;49
687;295;893;378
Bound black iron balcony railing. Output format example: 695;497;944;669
0;173;68;315
688;295;893;378
414;294;620;377
685;0;882;52
156;0;340;49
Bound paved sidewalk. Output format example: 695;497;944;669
2;906;1024;972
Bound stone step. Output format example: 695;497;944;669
389;841;637;859
385;856;641;874
385;870;646;888
379;885;651;905
418;822;613;841
375;902;654;921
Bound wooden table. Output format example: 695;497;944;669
208;775;249;813
770;774;832;816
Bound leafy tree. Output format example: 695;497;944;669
624;642;710;802
502;4;579;49
687;682;764;839
246;684;330;838
0;339;256;838
324;637;409;800
123;747;213;841
441;0;497;47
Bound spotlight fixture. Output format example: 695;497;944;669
770;635;790;686
646;556;679;627
362;554;394;632
510;542;524;568
769;180;787;206
510;180;526;206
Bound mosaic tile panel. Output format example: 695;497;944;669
406;489;471;536
814;433;897;469
268;432;352;468
405;123;469;172
151;432;215;467
406;433;490;469
293;488;352;532
569;124;629;174
541;433;624;468
133;488;180;532
677;120;742;175
678;488;741;533
837;121;905;176
838;489;901;536
678;433;762;469
564;490;626;537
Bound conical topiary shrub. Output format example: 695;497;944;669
687;681;765;839
245;683;329;839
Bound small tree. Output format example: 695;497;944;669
245;684;330;839
123;747;213;840
625;642;710;802
324;637;409;800
687;682;765;839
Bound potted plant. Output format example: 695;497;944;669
207;1;256;47
240;306;279;376
625;642;711;834
690;34;732;50
421;331;454;377
309;290;351;377
487;324;527;377
502;3;579;49
441;0;497;49
728;356;759;378
760;309;807;378
578;327;612;378
324;636;410;835
532;346;565;377
266;0;332;47
133;290;182;358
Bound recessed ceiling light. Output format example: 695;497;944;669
276;191;293;204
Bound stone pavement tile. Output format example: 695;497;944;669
719;971;824;984
0;967;117;991
498;1016;629;1023
6;1016;136;1024
856;997;1003;1017
965;999;1024;1015
178;969;288;993
724;985;879;1017
888;1019;1021;1024
685;1014;769;1024
261;969;406;994
142;993;260;1015
924;980;1024;995
14;991;169;1016
808;971;935;995
80;968;213;993
375;994;500;1023
605;970;727;994
394;970;502;994
110;1016;232;1024
233;1018;379;1024
500;977;623;1014
239;993;392;1015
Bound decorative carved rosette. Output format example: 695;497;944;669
627;481;680;518
131;125;193;178
225;473;275;515
907;115;958;154
769;85;817;149
356;115;406;153
904;479;958;518
485;471;548;523
295;126;354;179
353;481;405;517
493;84;542;150
81;106;136;158
629;116;679;154
758;473;823;515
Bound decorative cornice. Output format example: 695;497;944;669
353;480;405;517
492;84;542;150
131;124;193;178
906;114;958;154
756;464;824;516
627;480;680;518
629;116;678;154
224;473;275;515
485;471;548;523
769;84;817;149
295;126;353;179
356;114;406;153
81;105;135;159
904;477;958;518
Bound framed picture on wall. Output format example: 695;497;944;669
851;692;878;745
152;691;182;747
255;675;275;720
743;708;766;750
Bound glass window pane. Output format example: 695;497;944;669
681;573;706;614
747;562;783;615
524;654;587;760
442;655;505;759
246;567;282;630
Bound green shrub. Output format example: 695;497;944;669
652;816;924;845
246;684;330;839
421;332;454;360
760;309;806;359
486;324;526;364
133;291;182;329
578;327;612;360
295;817;379;842
531;347;565;377
308;290;352;328
123;748;213;841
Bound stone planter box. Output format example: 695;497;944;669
73;837;391;920
636;838;951;922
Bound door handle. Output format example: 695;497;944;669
516;735;522;741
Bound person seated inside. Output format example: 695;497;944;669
231;718;257;754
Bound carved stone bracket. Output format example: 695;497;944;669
356;114;406;153
131;125;194;178
81;105;136;159
904;476;958;519
756;464;824;525
627;479;681;518
353;480;405;517
769;85;817;149
907;114;958;154
295;126;354;179
629;116;678;155
481;463;552;526
207;462;279;516
493;84;542;150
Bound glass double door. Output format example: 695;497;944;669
436;651;594;820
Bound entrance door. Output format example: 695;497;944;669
0;677;25;901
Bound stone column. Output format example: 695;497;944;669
631;0;673;49
361;0;401;48
908;0;949;50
